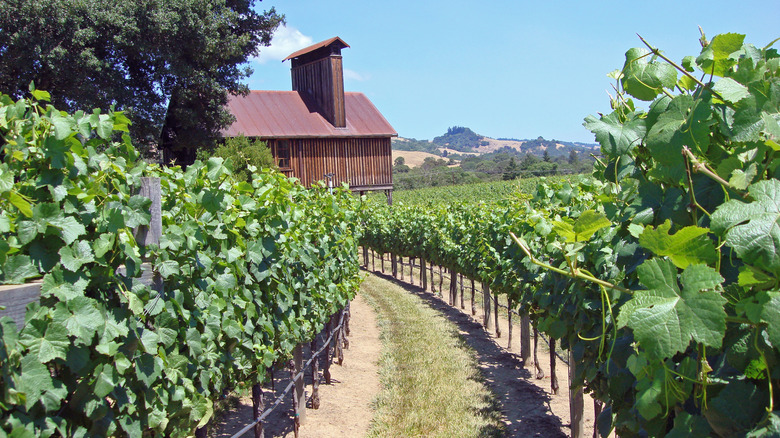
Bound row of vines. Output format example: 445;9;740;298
0;90;362;436
361;33;780;437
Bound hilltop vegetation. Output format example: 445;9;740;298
391;126;597;190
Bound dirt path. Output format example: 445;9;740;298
209;293;380;437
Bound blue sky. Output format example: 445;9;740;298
247;1;779;144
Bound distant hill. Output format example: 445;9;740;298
393;126;599;159
431;126;488;152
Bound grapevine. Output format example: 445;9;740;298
0;90;362;436
362;32;780;437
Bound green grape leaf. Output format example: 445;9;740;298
135;354;162;387
762;292;780;347
156;259;180;279
49;112;74;140
59;240;95;272
638;220;717;269
710;179;780;275
622;47;678;101
619;259;726;359
93;364;118;398
712;77;751;104
666;412;713;438
20;319;70;362
63;297;104;343
19;355;54;410
696;33;745;77
704;380;767;437
8;191;33;218
645;95;694;184
573;210;611;241
2;254;39;283
583;111;646;158
52;216;86;245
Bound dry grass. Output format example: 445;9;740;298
360;273;504;438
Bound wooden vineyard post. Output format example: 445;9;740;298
371;249;375;271
288;357;300;437
363;246;368;267
336;309;345;365
438;266;443;297
252;382;265;438
381;253;385;273
323;318;333;384
400;256;405;281
421;258;427;291
133;177;163;247
534;326;544;379
521;313;531;365
550;338;559;395
569;350;584;438
494;292;500;338
429;263;434;292
483;283;492;330
459;273;464;309
471;279;476;316
449;271;457;306
343;302;351;348
311;337;320;409
391;253;397;277
409;257;415;286
507;298;513;350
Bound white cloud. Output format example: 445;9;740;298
255;25;313;63
344;68;370;82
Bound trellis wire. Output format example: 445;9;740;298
229;309;346;438
378;253;569;366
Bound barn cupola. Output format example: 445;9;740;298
283;37;350;128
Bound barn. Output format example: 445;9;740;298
222;37;396;202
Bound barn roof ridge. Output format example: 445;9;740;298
282;36;350;62
223;90;396;139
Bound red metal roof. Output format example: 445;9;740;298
283;37;350;62
222;91;397;139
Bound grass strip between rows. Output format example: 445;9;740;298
360;273;505;438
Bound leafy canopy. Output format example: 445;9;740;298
0;0;283;154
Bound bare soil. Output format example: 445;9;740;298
209;293;380;438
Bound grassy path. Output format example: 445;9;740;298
360;273;505;438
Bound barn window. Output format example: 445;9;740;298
275;140;291;170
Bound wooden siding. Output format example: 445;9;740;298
269;137;392;190
291;56;346;128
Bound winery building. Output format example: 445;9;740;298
223;37;396;201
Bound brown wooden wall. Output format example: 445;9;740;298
271;137;392;191
291;56;346;127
